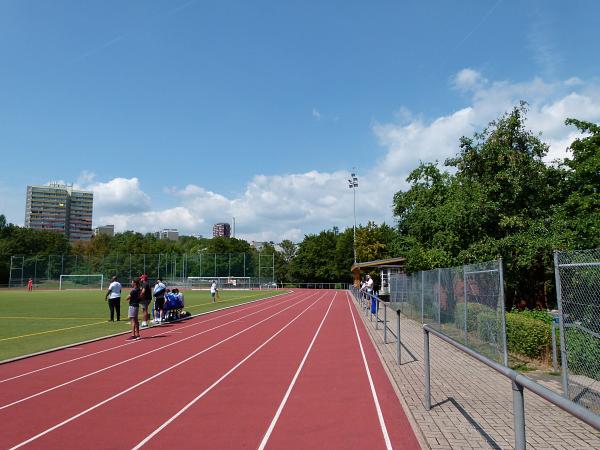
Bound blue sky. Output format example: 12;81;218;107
1;0;599;241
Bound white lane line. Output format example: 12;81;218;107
132;293;331;450
257;292;337;450
0;291;317;411
8;291;322;450
347;295;393;450
0;291;294;384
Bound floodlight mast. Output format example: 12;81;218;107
348;171;359;264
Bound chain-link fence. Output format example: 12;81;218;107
389;259;507;365
3;253;275;288
555;249;600;415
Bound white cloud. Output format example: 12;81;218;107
69;71;600;243
312;108;321;120
452;68;487;92
79;177;151;217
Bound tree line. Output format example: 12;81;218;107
1;103;598;308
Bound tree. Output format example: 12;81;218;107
559;119;600;248
392;104;572;307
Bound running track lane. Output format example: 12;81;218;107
0;290;296;383
2;290;421;449
0;290;317;448
258;291;420;449
0;290;305;406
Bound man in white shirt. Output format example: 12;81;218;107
365;275;374;296
105;276;122;321
153;278;167;323
210;280;218;303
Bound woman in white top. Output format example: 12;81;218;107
105;276;122;321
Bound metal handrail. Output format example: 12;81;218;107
423;324;600;450
349;287;403;365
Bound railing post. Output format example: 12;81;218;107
397;309;401;366
424;327;431;410
384;304;387;344
512;381;526;450
375;298;379;329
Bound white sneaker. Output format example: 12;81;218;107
141;321;148;328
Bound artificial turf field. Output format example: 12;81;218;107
0;288;282;361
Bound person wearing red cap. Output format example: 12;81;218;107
139;274;152;327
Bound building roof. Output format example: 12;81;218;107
351;257;406;272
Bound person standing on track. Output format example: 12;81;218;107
27;278;33;291
139;274;152;328
105;276;122;321
127;278;141;340
210;280;218;302
153;278;166;323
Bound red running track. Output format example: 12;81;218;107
0;289;420;449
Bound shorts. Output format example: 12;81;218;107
155;297;165;309
128;306;139;319
211;292;216;297
139;300;150;310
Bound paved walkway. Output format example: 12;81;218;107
351;294;600;449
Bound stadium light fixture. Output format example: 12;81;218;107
348;171;358;263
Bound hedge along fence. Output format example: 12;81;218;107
454;303;553;361
505;312;552;359
565;328;600;380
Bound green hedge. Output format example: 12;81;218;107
505;312;551;358
454;302;494;333
566;328;600;380
477;311;501;343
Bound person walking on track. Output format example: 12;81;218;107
105;276;122;321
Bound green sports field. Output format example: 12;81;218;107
0;288;283;362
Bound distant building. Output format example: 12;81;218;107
155;229;179;240
213;223;231;238
25;183;93;241
191;233;204;239
94;225;114;237
251;241;267;251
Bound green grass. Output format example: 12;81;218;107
0;288;284;362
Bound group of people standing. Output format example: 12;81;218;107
104;274;182;340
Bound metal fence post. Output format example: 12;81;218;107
463;266;468;344
553;251;570;398
437;268;441;324
397;309;401;366
384;304;388;344
512;381;526;450
421;271;425;323
499;258;508;366
551;322;558;372
424;327;431;410
375;298;379;329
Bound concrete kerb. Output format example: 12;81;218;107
348;290;430;450
0;290;293;365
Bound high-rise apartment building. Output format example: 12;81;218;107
25;184;94;241
212;222;231;238
94;224;115;237
155;229;179;240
